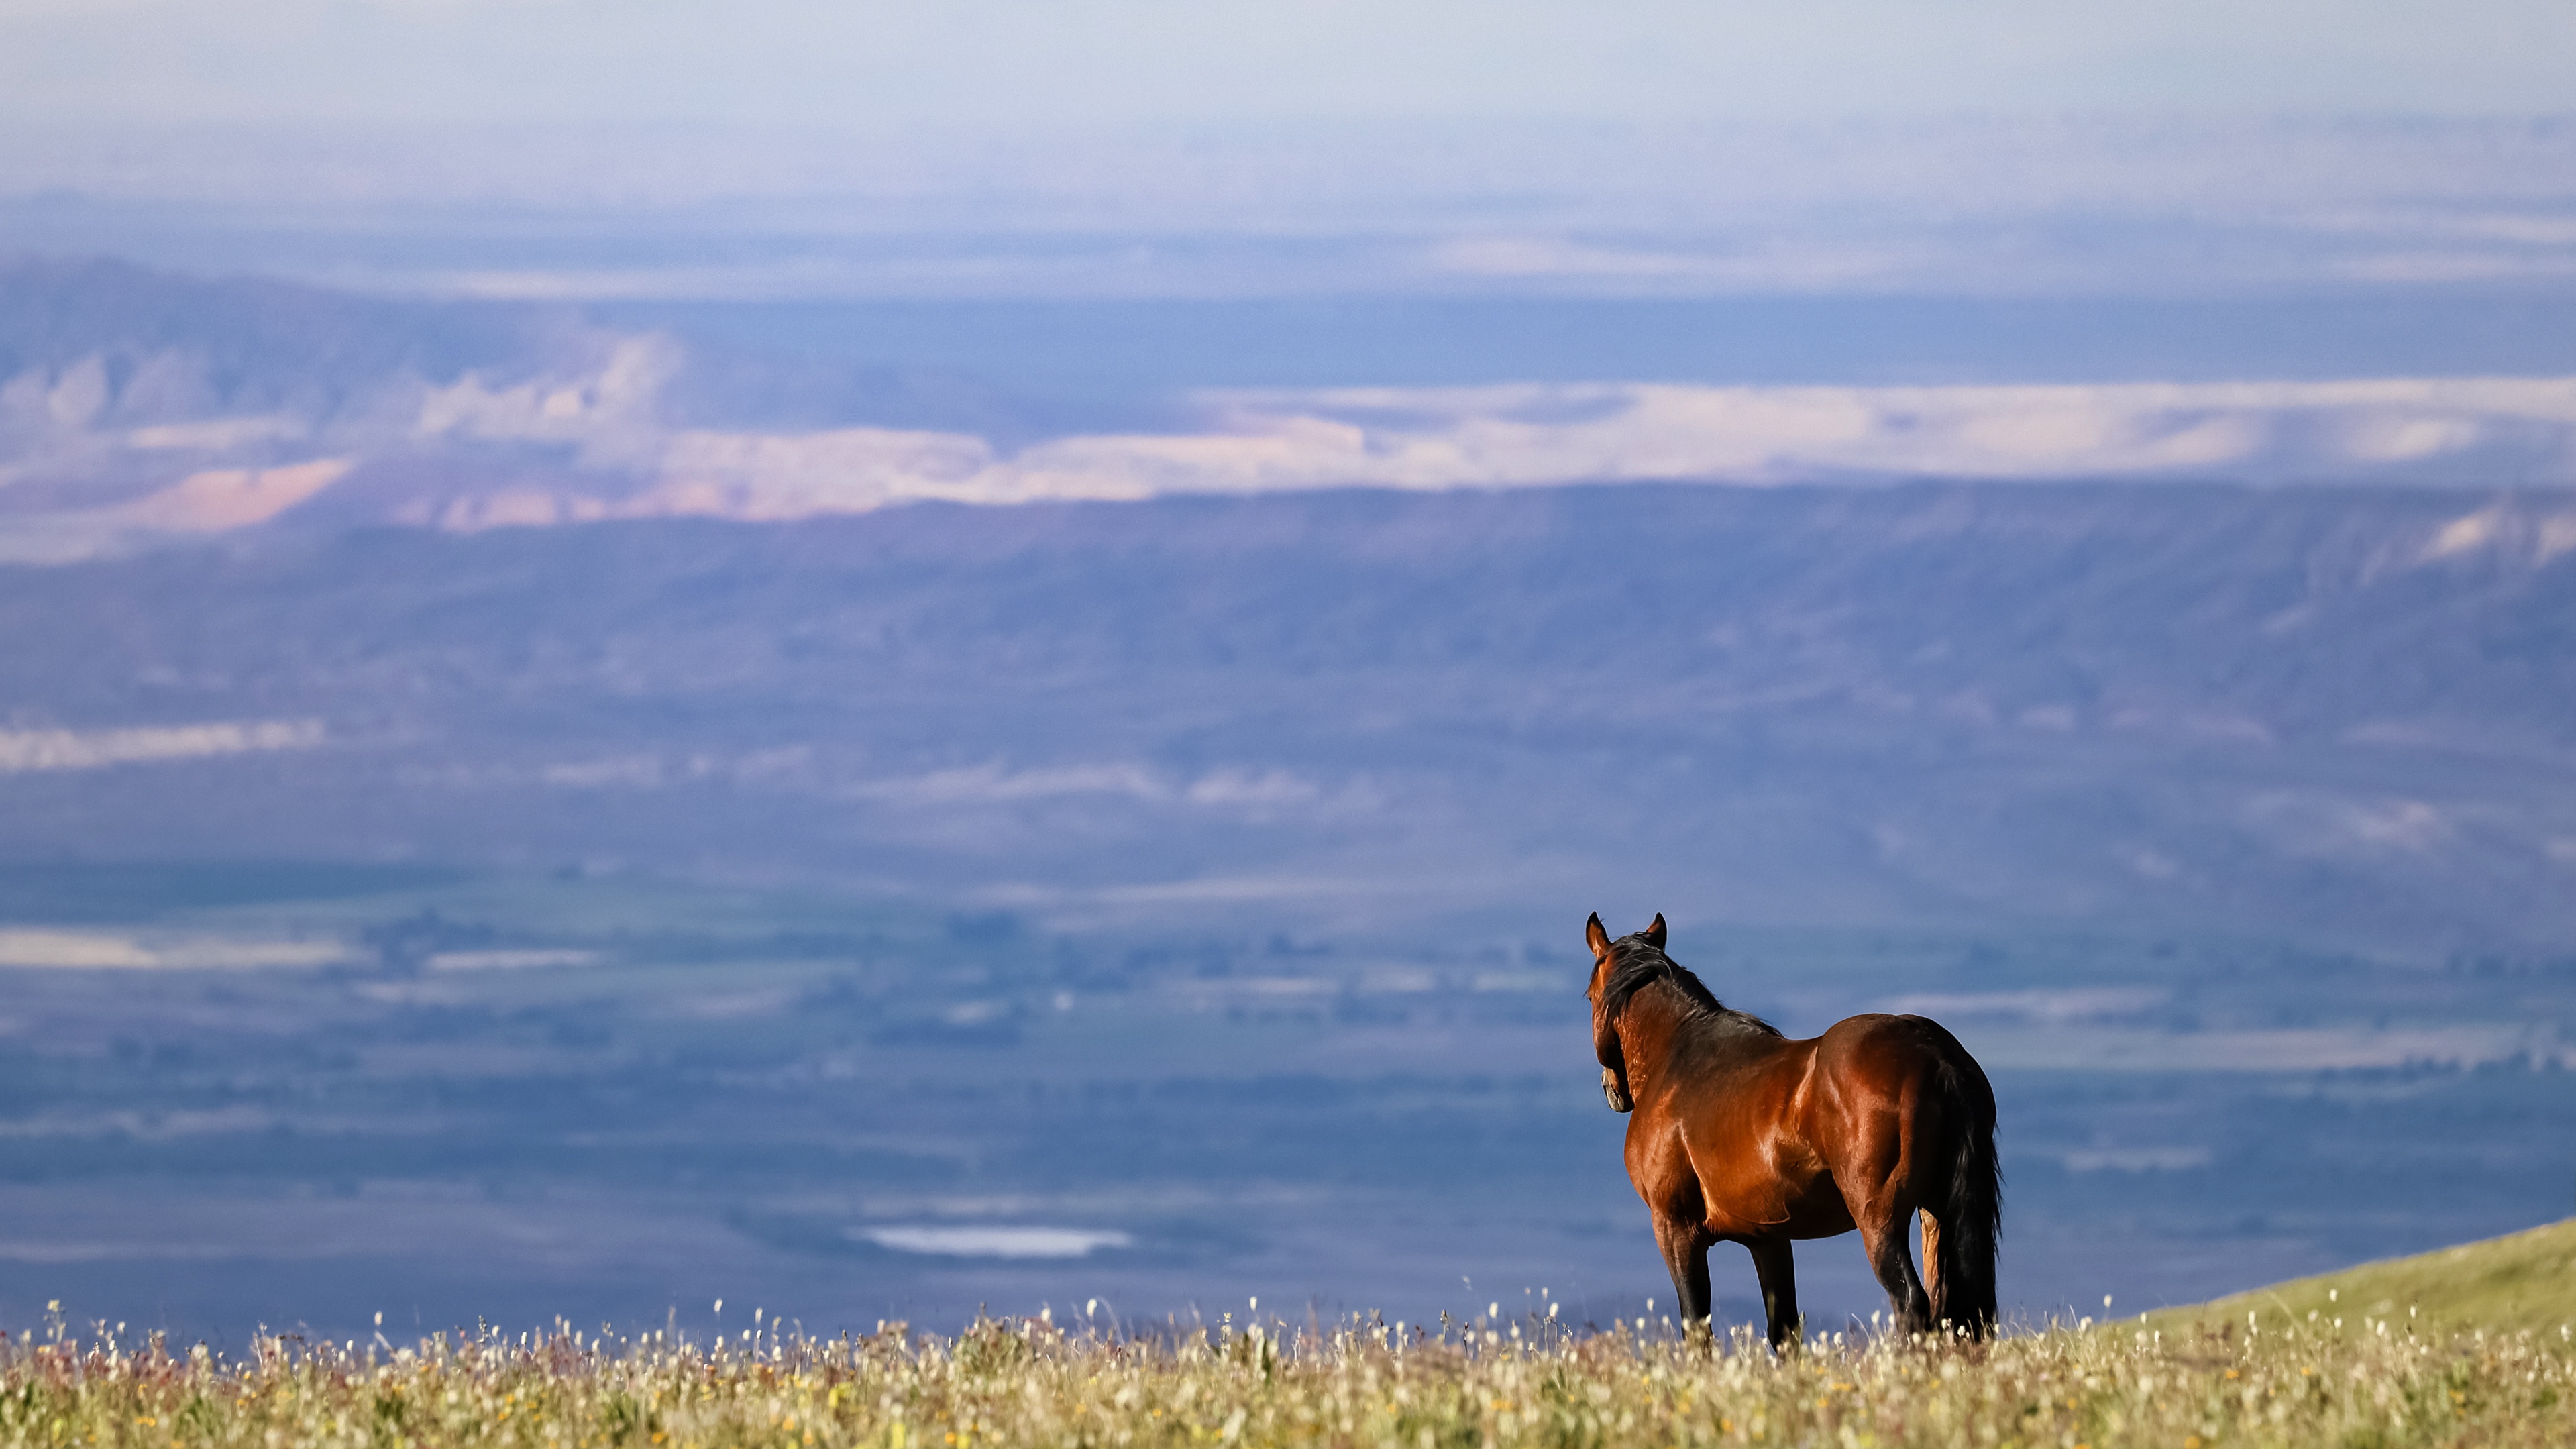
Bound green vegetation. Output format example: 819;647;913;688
2153;1218;2576;1338
3;1301;2571;1449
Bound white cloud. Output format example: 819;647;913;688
438;373;2576;528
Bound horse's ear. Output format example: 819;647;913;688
1585;912;1611;958
1645;914;1667;951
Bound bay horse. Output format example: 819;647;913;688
1585;912;1999;1346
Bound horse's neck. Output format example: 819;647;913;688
1618;982;1717;1091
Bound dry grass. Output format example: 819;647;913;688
1;1298;2569;1449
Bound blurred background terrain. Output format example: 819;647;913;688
3;0;2575;1350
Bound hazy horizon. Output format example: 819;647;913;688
10;0;2570;307
4;114;2573;308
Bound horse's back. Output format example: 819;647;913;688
1668;1015;1959;1142
1813;1012;1978;1087
1798;1013;1991;1169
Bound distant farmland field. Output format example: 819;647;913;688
0;862;2567;1344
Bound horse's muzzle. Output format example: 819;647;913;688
1601;1067;1633;1114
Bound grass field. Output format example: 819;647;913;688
3;1279;2569;1449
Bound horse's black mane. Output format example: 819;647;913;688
1601;934;1783;1038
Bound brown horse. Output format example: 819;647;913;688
1585;912;1999;1347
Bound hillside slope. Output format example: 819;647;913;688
2159;1218;2576;1335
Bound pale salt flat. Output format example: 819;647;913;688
423;949;602;971
855;1226;1134;1260
0;929;349;970
0;720;324;774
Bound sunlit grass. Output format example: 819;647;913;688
2;1297;2570;1449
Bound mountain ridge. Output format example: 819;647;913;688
3;480;2571;951
11;258;2576;565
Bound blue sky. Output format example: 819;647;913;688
2;0;2570;127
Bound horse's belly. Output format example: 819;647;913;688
1784;1173;1858;1236
1701;1165;1856;1239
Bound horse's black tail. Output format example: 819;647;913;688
1930;1037;2002;1338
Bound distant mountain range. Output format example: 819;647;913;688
3;256;2575;953
9;258;2576;565
1;478;2570;952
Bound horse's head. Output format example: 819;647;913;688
1584;910;1664;1113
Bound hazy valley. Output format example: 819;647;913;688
0;258;2571;1346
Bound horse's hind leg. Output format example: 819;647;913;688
1918;1211;1946;1328
1746;1238;1800;1351
1859;1205;1933;1337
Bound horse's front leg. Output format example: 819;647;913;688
1652;1214;1715;1343
1746;1238;1801;1350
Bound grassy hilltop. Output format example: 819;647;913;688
2149;1217;2576;1338
3;1226;2573;1449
